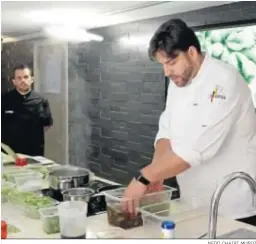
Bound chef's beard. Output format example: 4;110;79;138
171;65;195;87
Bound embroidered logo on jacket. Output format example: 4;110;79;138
210;85;226;103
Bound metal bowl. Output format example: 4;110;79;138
62;187;95;202
48;166;91;190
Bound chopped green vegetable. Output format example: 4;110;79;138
42;214;60;234
2;168;34;182
1;185;14;196
1;183;15;203
2;173;8;181
7;224;21;234
7;189;58;219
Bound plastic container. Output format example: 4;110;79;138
58;201;87;239
21;196;59;219
2;167;33;181
138;197;208;238
7;189;24;205
39;206;60;234
25;164;49;180
7;170;39;182
7;190;59;219
13;172;42;192
104;185;176;229
1;181;15;203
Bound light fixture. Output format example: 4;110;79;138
44;25;103;42
119;34;151;46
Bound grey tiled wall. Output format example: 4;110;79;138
67;1;256;186
68;41;165;183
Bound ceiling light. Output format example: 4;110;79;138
25;8;132;29
44;25;103;42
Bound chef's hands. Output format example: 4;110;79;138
147;181;164;193
122;178;147;216
122;179;164;216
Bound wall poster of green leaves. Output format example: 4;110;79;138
196;25;256;107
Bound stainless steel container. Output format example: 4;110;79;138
62;187;95;202
48;166;90;191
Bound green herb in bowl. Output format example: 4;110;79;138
39;207;60;234
22;195;58;219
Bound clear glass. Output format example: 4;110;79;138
58;201;87;239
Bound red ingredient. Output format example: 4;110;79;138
1;220;7;239
15;158;28;167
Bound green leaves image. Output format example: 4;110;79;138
196;26;256;85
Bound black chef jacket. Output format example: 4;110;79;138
1;89;53;156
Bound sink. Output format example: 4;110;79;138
217;228;256;239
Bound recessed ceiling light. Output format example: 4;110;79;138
44;25;103;42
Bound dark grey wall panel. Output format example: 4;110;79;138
68;2;256;187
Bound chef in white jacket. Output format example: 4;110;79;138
123;19;256;226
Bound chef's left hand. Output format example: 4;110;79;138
122;178;147;216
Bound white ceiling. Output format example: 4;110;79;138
1;1;234;38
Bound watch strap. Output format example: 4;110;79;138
135;172;150;186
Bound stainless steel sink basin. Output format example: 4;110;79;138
217;228;256;239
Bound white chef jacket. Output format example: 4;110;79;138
155;54;256;219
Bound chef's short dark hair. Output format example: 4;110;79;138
148;19;201;60
13;64;32;78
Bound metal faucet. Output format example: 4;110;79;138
207;172;256;239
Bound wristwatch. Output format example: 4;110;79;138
134;171;150;186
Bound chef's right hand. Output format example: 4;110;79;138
146;181;164;193
122;181;164;216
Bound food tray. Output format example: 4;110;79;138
2;167;34;181
21;196;59;219
7;189;59;219
25;164;49;179
13;172;42;192
39;206;60;234
138;196;209;236
1;181;15;203
104;185;176;206
104;185;177;229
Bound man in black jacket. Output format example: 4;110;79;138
2;64;53;156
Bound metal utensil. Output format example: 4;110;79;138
62;187;95;202
48;166;90;191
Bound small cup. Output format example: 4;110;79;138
58;201;87;239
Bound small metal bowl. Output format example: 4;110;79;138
62;187;95;202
